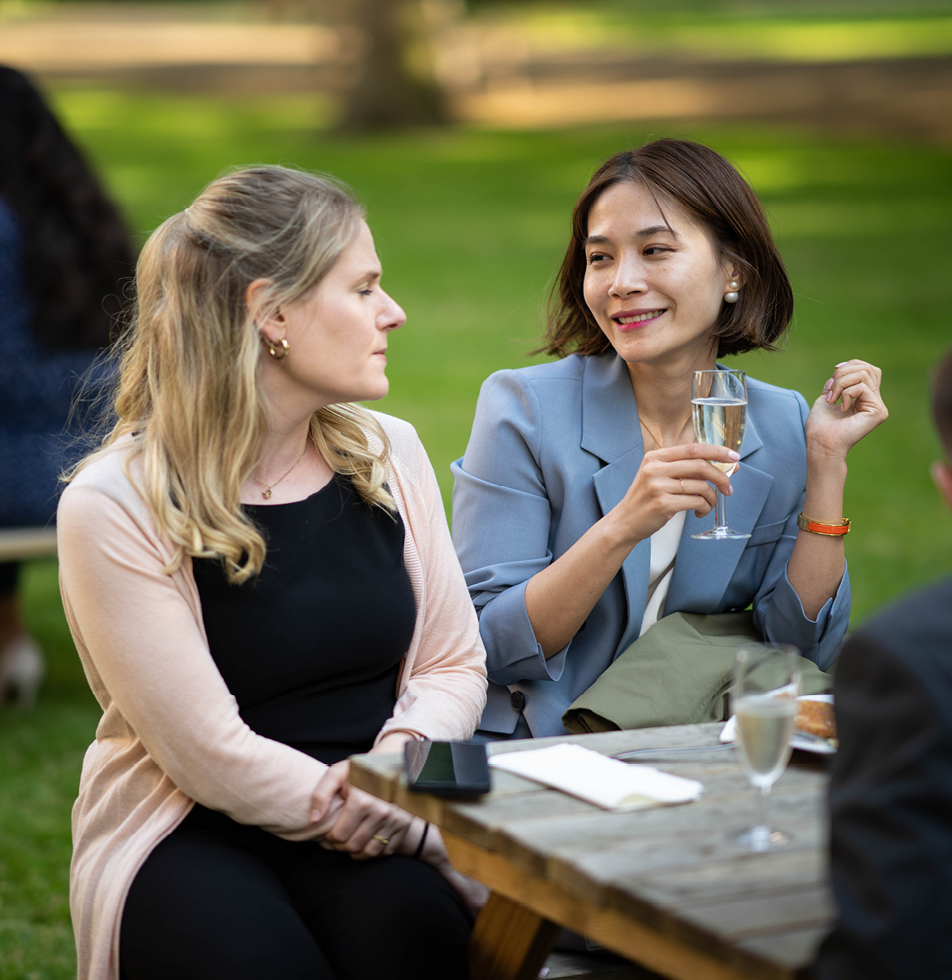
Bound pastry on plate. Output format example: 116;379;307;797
796;699;836;740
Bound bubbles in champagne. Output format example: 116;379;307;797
692;397;747;470
734;694;796;789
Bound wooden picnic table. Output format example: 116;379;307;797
349;723;832;980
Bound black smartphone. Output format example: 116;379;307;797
404;740;491;798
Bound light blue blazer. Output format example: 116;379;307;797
451;353;850;738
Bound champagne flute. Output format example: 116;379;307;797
731;644;801;852
691;368;749;540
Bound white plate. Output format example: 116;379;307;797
720;694;836;755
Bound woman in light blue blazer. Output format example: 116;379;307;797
452;139;888;739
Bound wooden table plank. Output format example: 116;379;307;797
492;783;825;891
631;849;827;908
444;832;787;980
678;887;834;943
736;928;828;973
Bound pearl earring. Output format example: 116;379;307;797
724;281;740;304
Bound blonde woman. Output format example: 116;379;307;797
57;166;487;980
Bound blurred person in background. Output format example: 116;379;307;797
814;346;952;980
0;66;135;707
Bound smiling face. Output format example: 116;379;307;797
263;220;406;412
582;181;737;371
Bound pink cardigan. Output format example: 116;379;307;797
57;412;488;980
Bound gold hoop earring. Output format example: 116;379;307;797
265;337;290;360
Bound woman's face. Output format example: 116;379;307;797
582;181;736;369
271;220;406;410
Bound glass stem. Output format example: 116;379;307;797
715;488;727;529
755;785;769;832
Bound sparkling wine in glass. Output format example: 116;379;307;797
731;644;801;852
691;368;749;540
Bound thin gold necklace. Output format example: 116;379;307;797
252;445;309;499
639;415;691;450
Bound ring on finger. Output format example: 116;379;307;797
372;835;390;845
679;480;685;494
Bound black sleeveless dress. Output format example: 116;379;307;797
192;473;417;764
119;476;469;980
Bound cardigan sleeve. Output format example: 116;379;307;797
374;418;488;744
58;483;332;841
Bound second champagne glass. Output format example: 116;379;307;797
731;643;801;852
692;368;749;540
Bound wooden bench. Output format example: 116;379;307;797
0;527;58;563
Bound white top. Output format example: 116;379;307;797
639;510;685;637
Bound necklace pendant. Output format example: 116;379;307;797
262;489;272;499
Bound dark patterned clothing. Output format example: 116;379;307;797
0;197;104;527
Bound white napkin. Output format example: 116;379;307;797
488;742;704;811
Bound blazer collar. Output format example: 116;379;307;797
580;355;762;462
580;354;642;463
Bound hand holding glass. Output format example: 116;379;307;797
731;644;801;852
692;369;749;540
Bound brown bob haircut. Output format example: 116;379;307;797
540;138;794;359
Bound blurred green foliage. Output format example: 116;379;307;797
2;74;951;976
474;5;952;61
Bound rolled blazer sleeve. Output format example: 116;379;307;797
452;371;573;685
747;391;850;670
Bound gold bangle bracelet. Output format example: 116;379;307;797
797;513;851;536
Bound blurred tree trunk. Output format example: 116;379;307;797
336;0;448;131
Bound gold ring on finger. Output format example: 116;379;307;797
372;835;390;845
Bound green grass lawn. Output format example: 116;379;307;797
3;83;952;977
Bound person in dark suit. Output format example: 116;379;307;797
814;347;952;979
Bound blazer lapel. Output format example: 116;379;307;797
580;356;774;637
668;411;771;613
581;356;651;647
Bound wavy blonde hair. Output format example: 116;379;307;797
69;165;395;583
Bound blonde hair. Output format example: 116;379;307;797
69;165;394;583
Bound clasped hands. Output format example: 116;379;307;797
309;758;491;918
309;759;417;860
